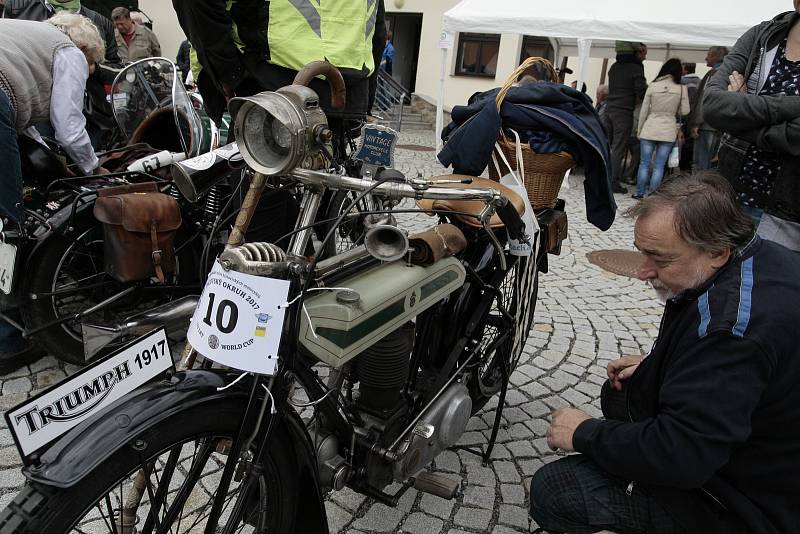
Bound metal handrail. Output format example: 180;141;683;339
374;71;408;131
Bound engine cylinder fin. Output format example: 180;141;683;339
355;322;414;411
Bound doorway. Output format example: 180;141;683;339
384;12;422;94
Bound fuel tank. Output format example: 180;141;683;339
299;257;465;368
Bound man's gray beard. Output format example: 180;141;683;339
649;267;711;302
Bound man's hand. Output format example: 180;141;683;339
546;408;591;452
691;127;700;139
728;71;746;93
94;165;110;175
607;355;643;391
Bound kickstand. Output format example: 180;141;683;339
482;356;510;463
451;356;511;466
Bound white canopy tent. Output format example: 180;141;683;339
436;0;792;148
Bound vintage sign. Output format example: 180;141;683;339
5;329;173;460
355;124;398;169
187;261;289;375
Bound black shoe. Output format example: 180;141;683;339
0;340;45;375
631;193;644;200
612;183;628;194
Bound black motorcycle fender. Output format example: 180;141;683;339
22;369;328;530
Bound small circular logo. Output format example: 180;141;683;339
409;291;417;308
208;334;219;349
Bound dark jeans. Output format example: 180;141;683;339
0;89;22;223
530;455;687;534
693;129;720;171
0;89;25;354
604;108;635;186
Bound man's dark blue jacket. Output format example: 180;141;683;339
438;82;616;231
575;237;800;533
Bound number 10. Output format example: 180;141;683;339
202;293;238;334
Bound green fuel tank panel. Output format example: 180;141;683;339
299;257;466;368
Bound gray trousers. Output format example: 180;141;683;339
603;108;635;185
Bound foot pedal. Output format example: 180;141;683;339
414;472;459;499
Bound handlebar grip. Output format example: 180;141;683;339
496;200;527;241
497;201;525;240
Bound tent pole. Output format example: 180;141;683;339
577;38;592;89
436;46;447;153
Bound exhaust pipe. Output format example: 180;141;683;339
81;296;199;362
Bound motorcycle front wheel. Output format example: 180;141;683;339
0;397;298;533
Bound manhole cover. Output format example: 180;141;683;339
396;144;435;152
586;249;645;278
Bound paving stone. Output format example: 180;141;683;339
466;464;496;487
331;486;368;512
462;484;496;509
493;461;521;483
2;378;31;395
498;504;530;529
351;503;404;532
326;501;353;533
401;512;443;534
453;507;492;531
434;450;461;473
419;493;455;520
0;468;25;489
505;440;537;458
35;368;67;389
500;483;526;505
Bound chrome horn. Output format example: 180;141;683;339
363;215;409;263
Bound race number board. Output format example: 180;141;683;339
5;329;173;463
187;261;290;375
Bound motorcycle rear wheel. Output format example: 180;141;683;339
0;397;298;533
468;256;539;413
22;216;197;365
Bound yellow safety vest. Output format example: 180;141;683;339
189;0;246;80
268;0;377;75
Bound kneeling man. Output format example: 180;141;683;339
532;173;800;533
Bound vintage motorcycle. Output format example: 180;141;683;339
0;66;569;533
0;58;293;365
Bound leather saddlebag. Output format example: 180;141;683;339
93;182;182;283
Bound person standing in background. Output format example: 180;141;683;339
704;1;800;251
0;13;108;372
604;41;648;194
680;62;701;170
595;84;609;120
689;46;729;170
634;58;690;199
380;30;394;75
176;39;191;83
111;6;160;63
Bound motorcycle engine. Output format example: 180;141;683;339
391;382;471;481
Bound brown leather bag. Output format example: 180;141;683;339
93;182;182;283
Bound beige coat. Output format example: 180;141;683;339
115;24;161;63
637;76;690;143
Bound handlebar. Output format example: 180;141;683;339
291;169;502;204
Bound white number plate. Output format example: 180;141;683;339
187;261;290;375
5;329;173;460
0;241;17;295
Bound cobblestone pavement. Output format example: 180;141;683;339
0;128;664;533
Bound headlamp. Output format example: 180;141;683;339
229;85;328;176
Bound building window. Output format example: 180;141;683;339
519;36;554;65
455;33;500;77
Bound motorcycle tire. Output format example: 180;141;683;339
318;189;375;259
21;216;200;365
0;396;298;533
468;258;539;413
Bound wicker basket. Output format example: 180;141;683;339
487;57;574;210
